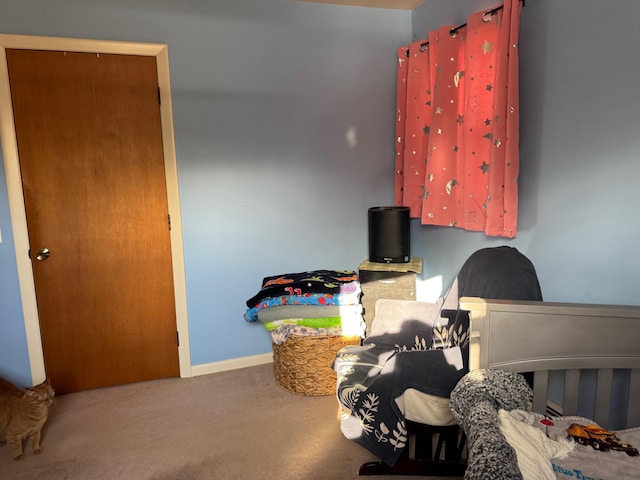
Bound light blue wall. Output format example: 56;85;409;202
0;0;409;384
410;0;640;305
3;0;639;386
0;150;31;386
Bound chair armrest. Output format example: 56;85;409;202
439;309;458;321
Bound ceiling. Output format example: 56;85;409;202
295;0;425;10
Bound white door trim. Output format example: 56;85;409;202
0;34;192;383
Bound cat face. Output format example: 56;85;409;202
25;379;55;407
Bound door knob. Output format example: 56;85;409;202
35;247;51;261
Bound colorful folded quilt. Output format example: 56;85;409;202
245;269;359;308
265;310;366;338
271;324;364;345
257;304;363;322
243;292;361;323
262;317;343;331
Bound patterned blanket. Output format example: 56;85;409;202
504;410;640;480
243;292;361;323
245;269;359;308
244;270;361;323
333;300;469;466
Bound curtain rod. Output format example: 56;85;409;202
411;0;525;53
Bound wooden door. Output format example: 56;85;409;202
6;49;180;394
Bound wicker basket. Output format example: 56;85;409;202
273;334;361;396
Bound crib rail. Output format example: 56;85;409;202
529;368;640;429
461;297;640;430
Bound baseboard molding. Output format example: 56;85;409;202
190;352;273;377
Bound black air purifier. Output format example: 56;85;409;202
368;206;410;263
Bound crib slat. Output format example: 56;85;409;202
562;369;580;416
532;370;549;414
594;368;613;427
627;369;640;428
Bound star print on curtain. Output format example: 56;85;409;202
394;0;522;238
394;37;433;215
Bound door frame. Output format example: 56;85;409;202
0;34;192;383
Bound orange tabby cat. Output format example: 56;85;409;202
0;377;55;460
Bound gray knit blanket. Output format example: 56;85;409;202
450;369;533;480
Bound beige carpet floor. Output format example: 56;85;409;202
0;363;459;479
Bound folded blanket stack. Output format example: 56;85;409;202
244;269;366;344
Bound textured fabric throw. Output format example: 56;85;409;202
450;369;532;480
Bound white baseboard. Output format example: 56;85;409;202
189;352;273;377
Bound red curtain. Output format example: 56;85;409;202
394;0;522;238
